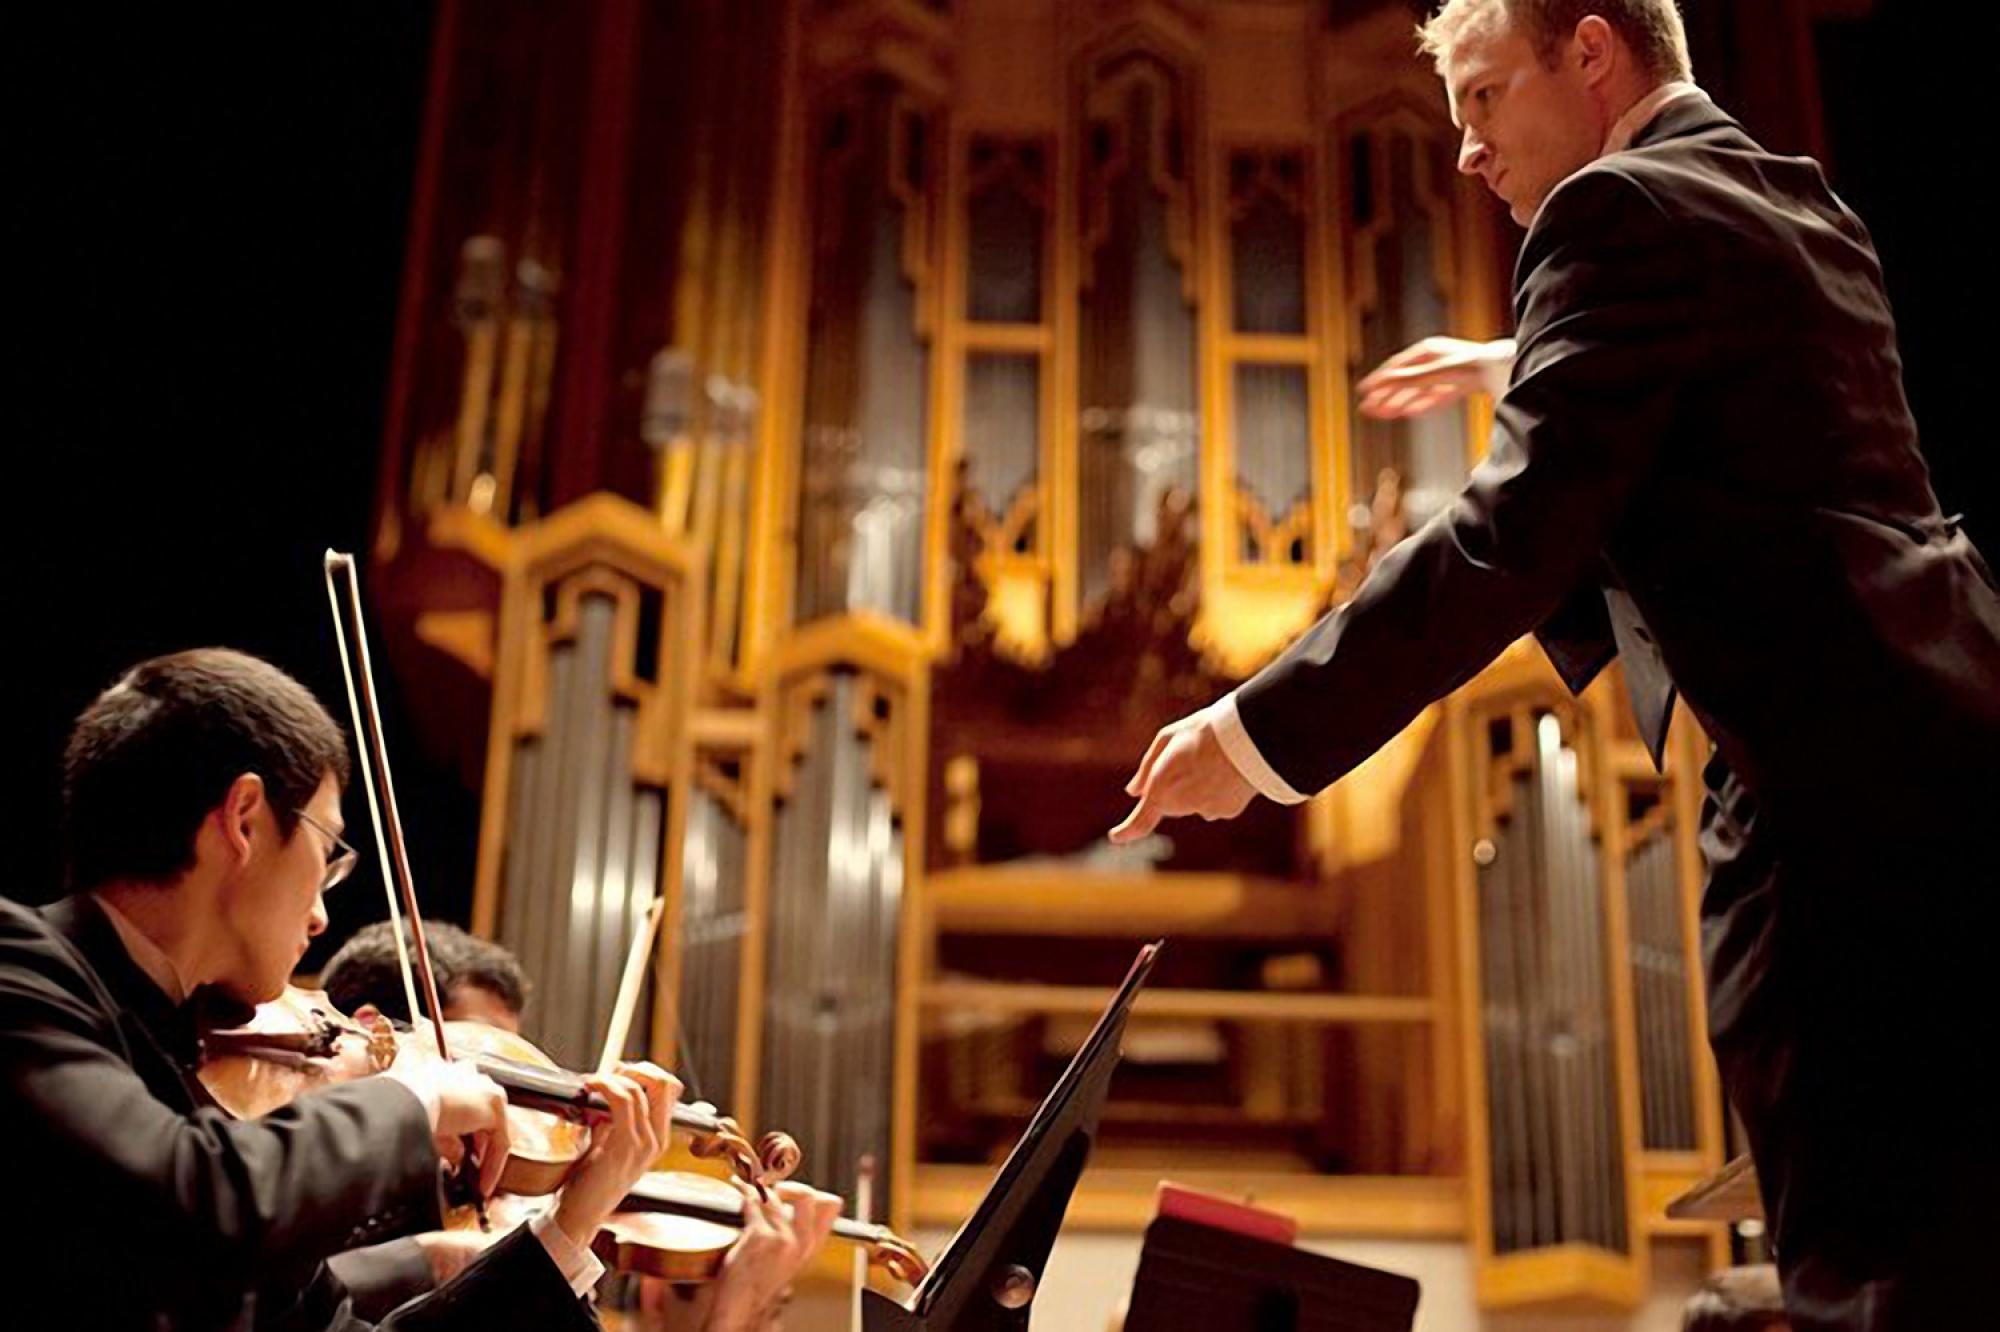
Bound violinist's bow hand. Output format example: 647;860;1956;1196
384;1043;513;1199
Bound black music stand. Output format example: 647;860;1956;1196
863;941;1162;1332
1123;1214;1420;1332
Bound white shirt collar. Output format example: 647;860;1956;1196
1530;82;1704;231
91;893;191;1005
1603;80;1703;155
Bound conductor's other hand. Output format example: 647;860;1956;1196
1111;706;1255;843
1356;335;1514;420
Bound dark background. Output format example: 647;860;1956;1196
5;9;451;962
4;5;1987;966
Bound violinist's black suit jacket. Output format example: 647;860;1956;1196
0;893;598;1332
1234;93;2000;1329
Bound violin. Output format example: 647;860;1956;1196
196;985;395;1118
441;1174;742;1285
613;1170;927;1284
198;986;794;1196
446;1173;927;1285
197;986;929;1282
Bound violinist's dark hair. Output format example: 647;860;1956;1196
62;648;350;891
441;928;531;1017
320;918;530;1024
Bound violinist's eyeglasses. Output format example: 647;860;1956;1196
294;808;358;892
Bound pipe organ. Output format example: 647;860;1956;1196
1078;49;1203;609
794;77;939;628
476;502;699;1073
367;0;1792;1311
676;737;753;1108
760;644;925;1208
1473;707;1629;1260
1622;781;1700;1155
1340;104;1470;531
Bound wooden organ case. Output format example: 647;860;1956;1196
364;0;1843;1311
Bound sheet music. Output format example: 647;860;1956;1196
909;941;1161;1312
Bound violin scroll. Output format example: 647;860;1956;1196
753;1131;802;1186
868;1232;929;1285
688;1113;783;1195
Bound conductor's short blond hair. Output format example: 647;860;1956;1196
1418;0;1694;84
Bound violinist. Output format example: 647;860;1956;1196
317;919;844;1328
322;919;529;1034
0;647;681;1332
316;919;532;1312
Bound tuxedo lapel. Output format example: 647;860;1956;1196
1601;584;1676;768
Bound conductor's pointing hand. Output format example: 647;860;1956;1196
1110;705;1255;843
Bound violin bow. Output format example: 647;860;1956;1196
602;895;775;1193
599;882;712;1113
323;550;489;1226
850;1153;876;1332
596;893;666;1076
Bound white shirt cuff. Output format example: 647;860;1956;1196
530;1210;606;1299
1478;339;1517;399
1210;692;1308;806
382;1071;442;1133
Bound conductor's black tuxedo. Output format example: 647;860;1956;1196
1233;92;2000;1329
0;893;598;1332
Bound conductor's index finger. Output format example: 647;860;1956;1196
1109;791;1163;844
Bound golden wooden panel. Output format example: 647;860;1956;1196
413;609;496;680
1210;4;1311;137
921;981;1436;1025
914;1165;1467;1236
960;0;1060;130
1475;1242;1646;1310
927;866;1340;937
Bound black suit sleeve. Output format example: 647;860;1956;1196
369;1225;599;1331
327;1238;438;1322
1236;167;1704;795
277;1225;597;1332
0;930;443;1306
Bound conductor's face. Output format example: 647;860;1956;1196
1444;19;1607;226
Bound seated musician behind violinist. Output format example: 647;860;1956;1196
322;918;529;1033
0;648;679;1331
316;919;532;1312
318;920;842;1329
